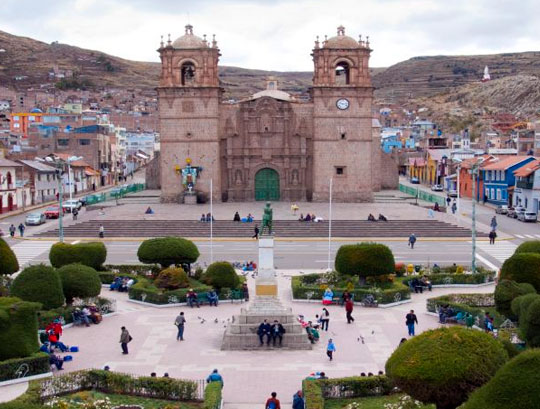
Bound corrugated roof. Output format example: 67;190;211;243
482;156;534;171
18;160;56;172
0;158;22;167
513;160;540;177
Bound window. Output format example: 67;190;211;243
491;188;495;199
37;174;41;181
341;132;346;140
47;174;50;182
58;139;69;146
485;187;489;198
181;62;196;85
335;167;345;175
29;115;35;121
496;189;502;201
13;123;20;128
79;139;91;146
13;115;19;120
335;61;350;85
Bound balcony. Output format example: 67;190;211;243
517;180;534;190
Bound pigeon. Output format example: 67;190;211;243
214;318;218;323
371;330;375;335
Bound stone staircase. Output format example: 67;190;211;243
33;219;487;238
373;192;416;203
221;296;312;350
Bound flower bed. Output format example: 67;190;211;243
402;270;496;287
426;293;503;326
0;353;50;383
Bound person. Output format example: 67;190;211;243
320;308;330;331
451;201;457;214
420;275;432;291
247;213;254;222
233;211;241;222
49;353;64;370
163;373;169;377
73;208;79;220
271;320;286;347
120;326;132;354
103;365;110;371
86;305;102;324
489;230;497;245
99;224;104;238
465;312;474;329
253;225;259;239
410;277;423;294
186;289;200;308
265;392;281;409
345;298;354;323
484;312;494;333
318;372;328;379
9;224;15;237
434;202;440;212
151;372;157;377
446;196;451;207
310;213;316;221
46;319;63;341
341;290;352;306
257;319;271;346
145;207;154;214
326;338;336;361
18;223;25;237
378;370;384;376
305;213;312;222
206;369;224;388
207;289;219;307
73;308;91;326
378;213;387;221
200;213;206;222
242;282;249;301
174;311;186;340
48;332;69;352
491;216;497;231
92;182;96;191
406;310;418;336
298;213;304;221
322;287;333;305
367;213;376;221
292;390;304;409
408;233;417;249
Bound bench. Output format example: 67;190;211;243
331;292;354;305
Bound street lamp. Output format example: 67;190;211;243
452;158;463;214
210;178;213;264
470;157;485;273
41;156;65;243
327;177;333;272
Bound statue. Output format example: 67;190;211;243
181;160;199;192
261;202;273;235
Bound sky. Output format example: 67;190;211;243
0;0;538;71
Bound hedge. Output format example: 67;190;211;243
155;267;190;290
0;297;42;360
104;264;161;276
385;327;508;409
204;262;240;290
203;381;222;409
500;253;540;291
0;353;50;383
519;295;540;347
57;263;102;303
0;237;19;275
10;264;65;310
494;280;536;320
137;237;200;268
335;243;395;277
402;271;495;286
303;376;394;409
291;276;411;305
98;271;139;284
461;349;540;409
129;278;212;305
426;293;502;328
514;240;540;255
36;297;115;329
511;293;540;326
49;242;107;270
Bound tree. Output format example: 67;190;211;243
57;263;102;303
10;264;65;310
385;327;508;409
154;267;189;290
461;350;540;409
203;262;240;290
500;253;540;292
334;243;395;277
494;279;536;320
137;237;200;268
0;237;19;275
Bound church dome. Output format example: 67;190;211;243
324;26;360;49
172;24;206;49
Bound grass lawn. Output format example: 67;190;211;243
53;390;202;409
324;394;435;409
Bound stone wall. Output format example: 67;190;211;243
380;152;399;189
145;151;161;189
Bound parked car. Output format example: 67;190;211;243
508;206;525;219
62;199;83;213
431;184;443;191
44;206;64;219
25;213;46;226
495;205;509;214
447;189;458;198
411;177;420;184
518;212;538;222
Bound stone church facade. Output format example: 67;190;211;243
158;25;397;203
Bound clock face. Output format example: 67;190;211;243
336;98;349;110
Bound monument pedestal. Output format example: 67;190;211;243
256;235;277;296
183;192;197;205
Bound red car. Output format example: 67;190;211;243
44;206;64;219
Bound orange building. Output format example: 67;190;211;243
10;110;44;138
458;155;496;200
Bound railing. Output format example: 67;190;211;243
399;183;446;206
85;183;145;205
517;180;534;189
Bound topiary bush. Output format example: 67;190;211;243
57;263;102;303
10;264;64;310
0;237;19;275
514;240;540;255
154;267;189;290
335;243;395;277
494;279;536;320
511;293;540;325
385;327;508;409
49;242;107;270
518;295;540;347
0;297;42;360
203;262;240;290
137;237;200;268
461;349;540;409
500;253;540;291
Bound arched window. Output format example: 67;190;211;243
335;61;350;85
181;62;196;85
6;171;12;187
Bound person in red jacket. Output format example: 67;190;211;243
345;298;355;324
265;392;281;409
46;319;63;340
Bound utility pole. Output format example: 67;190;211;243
56;165;64;243
471;160;482;274
327;177;333;271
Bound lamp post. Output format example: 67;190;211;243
452;158;463;214
470;158;484;274
56;165;64;243
210;178;213;264
327;177;333;271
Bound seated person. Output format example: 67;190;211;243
145;207;154;214
305;325;315;343
49;353;64;370
207;289;219;307
117;278;129;292
110;277;122;291
322;288;333;305
206;213;215;222
187;289;200;308
310;213;316;221
367;213;376;221
420;276;432;291
298;213;304;221
48;333;69;352
246;213;254;222
434;202;440;212
305;214;312;222
378;213;387;221
233;211;241;222
74;308;91;327
40;342;52;353
88;304;103;324
126;278;135;288
200;213;206;222
308;325;320;342
410;278;423;293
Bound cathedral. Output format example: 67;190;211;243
158;25;397;203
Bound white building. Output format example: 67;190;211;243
513;159;540;213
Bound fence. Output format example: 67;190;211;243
85;183;146;205
399;183;446;206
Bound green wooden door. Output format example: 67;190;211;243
255;168;280;201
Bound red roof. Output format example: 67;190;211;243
482;156;534;171
514;160;540;177
408;158;426;167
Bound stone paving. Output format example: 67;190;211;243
51;272;494;406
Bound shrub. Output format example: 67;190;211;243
10;264;65;310
129;278;212;304
385;327;508;409
511;293;540;324
57;263;102;303
499;339;521;359
0;237;19;275
204;262;240;290
519;296;540;347
49;242;107;270
500;253;540;291
335;243;395;277
137;237;200;268
461;349;540;409
494;280;536;319
0;297;42;360
204;381;222;409
514;240;540;255
0;352;50;382
154;267;189;290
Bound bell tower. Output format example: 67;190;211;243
158;25;222;203
311;26;375;201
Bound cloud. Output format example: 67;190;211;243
0;0;538;70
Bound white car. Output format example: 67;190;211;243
447;189;458;198
518;212;538;222
62;199;83;213
431;184;443;191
